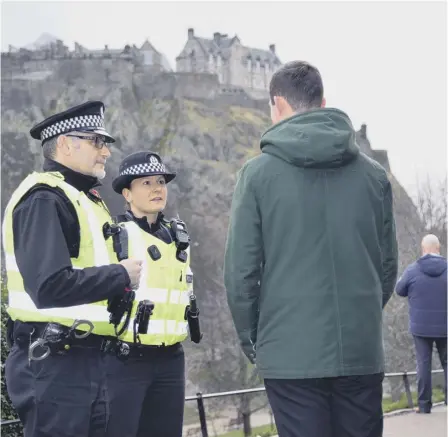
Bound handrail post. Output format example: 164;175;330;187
196;392;209;437
402;372;414;408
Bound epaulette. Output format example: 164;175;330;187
163;214;185;227
113;212;133;224
161;217;171;226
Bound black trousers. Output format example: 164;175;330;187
265;373;384;437
104;343;185;437
5;341;110;437
413;335;447;412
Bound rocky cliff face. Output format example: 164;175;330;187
1;65;423;389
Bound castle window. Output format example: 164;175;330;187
247;57;252;71
209;53;215;72
190;49;196;72
143;51;153;65
216;54;223;82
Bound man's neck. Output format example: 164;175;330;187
422;251;441;256
43;158;99;193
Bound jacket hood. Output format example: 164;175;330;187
260;108;360;169
417;254;447;277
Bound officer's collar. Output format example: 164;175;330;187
43;158;101;194
124;210;165;232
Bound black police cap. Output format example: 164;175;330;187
30;101;115;144
112;151;176;194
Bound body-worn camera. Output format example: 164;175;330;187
170;219;190;251
103;222;129;261
133;300;155;344
170;219;190;263
103;222;136;336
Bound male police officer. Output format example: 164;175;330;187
103;151;197;437
2;101;142;437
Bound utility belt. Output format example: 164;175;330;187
101;338;181;360
11;320;107;361
13;288;201;362
9;217;202;362
12;320;180;362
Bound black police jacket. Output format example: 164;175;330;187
10;159;130;310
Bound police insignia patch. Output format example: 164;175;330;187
89;189;101;199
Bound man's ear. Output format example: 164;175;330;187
275;96;294;117
57;135;71;156
321;97;326;108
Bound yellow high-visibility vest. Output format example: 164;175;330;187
2;171;117;336
115;220;192;346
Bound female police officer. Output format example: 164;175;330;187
104;151;194;437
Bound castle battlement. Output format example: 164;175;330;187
2;30;282;98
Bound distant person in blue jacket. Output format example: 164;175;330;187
396;234;447;413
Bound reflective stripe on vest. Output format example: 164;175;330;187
116;221;191;346
2;171;115;334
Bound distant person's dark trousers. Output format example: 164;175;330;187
413;335;447;412
265;373;384;437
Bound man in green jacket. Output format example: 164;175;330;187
224;60;398;437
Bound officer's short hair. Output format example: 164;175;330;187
42;135;59;160
269;61;324;112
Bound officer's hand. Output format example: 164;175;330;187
120;259;143;287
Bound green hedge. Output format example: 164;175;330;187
1;301;22;437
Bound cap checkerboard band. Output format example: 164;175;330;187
120;161;167;176
40;115;105;141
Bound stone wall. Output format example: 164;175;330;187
132;72;220;101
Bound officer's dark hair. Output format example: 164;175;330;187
269;61;324;112
42;135;59;160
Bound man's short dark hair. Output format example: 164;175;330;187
42;135;59;160
269;61;324;112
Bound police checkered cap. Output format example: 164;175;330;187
112;151;176;194
40;114;105;141
120;159;167;176
30;101;115;143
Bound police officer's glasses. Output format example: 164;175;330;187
65;134;108;149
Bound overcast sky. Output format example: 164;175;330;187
1;0;446;198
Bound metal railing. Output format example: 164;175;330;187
183;369;444;437
1;369;444;437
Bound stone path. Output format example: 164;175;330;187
268;405;447;437
383;404;446;437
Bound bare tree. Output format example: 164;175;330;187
415;175;447;253
187;292;269;437
383;175;447;400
